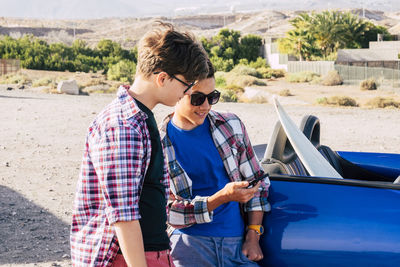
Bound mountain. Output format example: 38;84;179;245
0;0;399;19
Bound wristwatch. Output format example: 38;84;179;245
247;224;264;235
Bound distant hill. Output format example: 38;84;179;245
0;0;399;19
1;8;400;49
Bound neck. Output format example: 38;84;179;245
128;75;158;110
171;113;199;131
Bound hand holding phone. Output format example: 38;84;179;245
247;173;269;188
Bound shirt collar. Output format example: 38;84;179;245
117;85;147;121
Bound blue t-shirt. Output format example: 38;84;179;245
167;117;244;237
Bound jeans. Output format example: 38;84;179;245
112;249;175;267
170;232;259;267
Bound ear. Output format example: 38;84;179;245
155;72;168;87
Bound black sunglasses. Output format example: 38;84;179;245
153;72;195;93
190;90;221;106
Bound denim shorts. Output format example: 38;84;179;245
170;232;260;267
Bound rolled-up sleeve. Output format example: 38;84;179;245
168;195;212;228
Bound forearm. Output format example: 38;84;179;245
114;220;147;267
246;211;264;241
242;211;264;261
206;190;227;212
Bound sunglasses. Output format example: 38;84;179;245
190;90;221;106
153;72;195;93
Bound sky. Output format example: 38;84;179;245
0;0;399;19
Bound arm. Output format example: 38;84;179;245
241;211;264;261
168;180;260;228
114;220;147;267
91;126;147;262
207;181;260;212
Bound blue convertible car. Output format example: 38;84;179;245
253;114;400;267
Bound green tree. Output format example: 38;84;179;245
239;34;263;62
278;10;389;60
107;60;136;83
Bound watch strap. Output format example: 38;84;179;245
247;224;264;235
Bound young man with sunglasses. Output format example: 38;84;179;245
160;60;271;266
70;22;209;267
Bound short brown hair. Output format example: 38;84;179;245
206;58;215;79
137;22;209;82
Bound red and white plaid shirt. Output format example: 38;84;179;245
70;86;169;266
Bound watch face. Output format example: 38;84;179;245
259;226;264;234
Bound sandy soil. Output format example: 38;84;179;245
1;84;400;266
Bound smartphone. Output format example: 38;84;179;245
247;173;269;188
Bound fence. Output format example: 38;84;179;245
335;62;400;87
0;59;20;76
287;61;335;75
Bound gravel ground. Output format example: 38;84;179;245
1;87;399;266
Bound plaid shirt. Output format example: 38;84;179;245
70;86;169;267
160;110;271;229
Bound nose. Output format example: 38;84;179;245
200;97;210;109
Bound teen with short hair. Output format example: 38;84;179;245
161;60;270;267
70;22;209;267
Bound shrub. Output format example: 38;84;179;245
231;65;260;78
366;97;400;108
239;95;268;104
248;57;267;69
210;56;234;72
215;74;227;88
32;77;55;87
257;67;273;79
238;58;249;65
321;70;343;86
0;73;30;84
360;78;377;90
279;89;292;96
223;84;244;93
286;71;320;83
225;73;266;87
107;60;136;83
220;89;239;102
317;96;358;107
310;76;323;84
271;69;286;78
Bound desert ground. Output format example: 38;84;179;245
1;79;400;266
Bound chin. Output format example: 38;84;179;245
193;116;206;126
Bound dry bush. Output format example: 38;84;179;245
224;73;266;87
321;70;343;86
317;96;358;107
286;71;320;83
220;89;239;102
256;67;273;79
215;75;227;88
0;73;31;85
32;77;56;87
366;97;400;108
310;76;323;84
80;78;108;88
231;65;260;78
271;69;286;78
360;78;377;90
239;95;268;104
257;68;286;79
224;84;244;93
41;87;61;94
278;89;292;96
